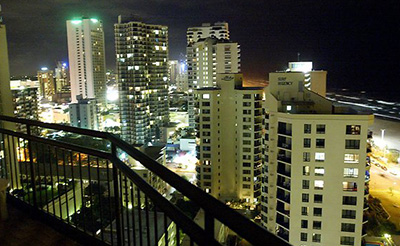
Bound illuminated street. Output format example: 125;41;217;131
370;159;400;229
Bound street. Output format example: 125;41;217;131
370;160;400;229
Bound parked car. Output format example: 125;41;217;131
381;165;388;171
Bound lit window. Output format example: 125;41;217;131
344;154;359;163
344;168;358;178
315;167;324;176
315;152;325;162
202;94;210;99
314;180;324;190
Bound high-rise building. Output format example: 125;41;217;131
66;18;106;105
0;14;14;123
168;60;178;87
195;74;263;202
115;16;169;145
187;37;240;128
176;60;188;92
10;80;39;132
37;67;55;101
187;22;229;45
55;61;70;92
261;71;373;245
287;61;327;97
69;96;98;130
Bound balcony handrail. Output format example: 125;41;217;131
0;115;290;246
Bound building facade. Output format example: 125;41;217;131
66;18;106;105
0;21;14;121
69;97;98;130
115;16;169;145
10;80;39;132
261;72;373;246
187;22;229;45
195;74;263;202
187;37;240;128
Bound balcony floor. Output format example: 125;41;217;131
0;203;81;246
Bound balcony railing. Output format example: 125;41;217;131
0;115;290;246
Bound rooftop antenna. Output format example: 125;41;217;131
297;52;301;62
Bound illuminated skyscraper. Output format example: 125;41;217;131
37;67;55;101
55;61;70;92
66;18;106;105
115;16;169;145
261;72;373;245
195;74;263;201
187;37;240;128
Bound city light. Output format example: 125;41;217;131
71;20;82;24
90;18;98;23
40;67;48;71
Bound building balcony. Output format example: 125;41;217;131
277;155;291;164
0;115;291;246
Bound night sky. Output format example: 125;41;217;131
1;0;399;99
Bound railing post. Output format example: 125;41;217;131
112;143;123;246
205;211;215;239
26;125;37;207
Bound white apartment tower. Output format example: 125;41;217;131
195;74;263;202
66;18;106;105
187;22;229;44
261;72;373;246
187;37;240;128
115;16;169;145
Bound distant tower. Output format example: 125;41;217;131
66;18;106;105
55;61;70;92
115;16;169;145
37;67;55;101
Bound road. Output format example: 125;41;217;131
370;162;400;229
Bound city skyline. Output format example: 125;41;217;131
1;1;398;99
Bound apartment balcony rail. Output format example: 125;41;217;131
277;128;291;136
0;115;290;246
277;155;291;164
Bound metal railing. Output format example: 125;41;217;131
0;115;290;246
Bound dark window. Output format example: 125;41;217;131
304;138;311;148
314;194;323;203
341;223;355;232
316;124;325;134
343;196;357;205
345;140;360;149
313;221;322;230
301;220;308;228
202;102;210;107
342;210;356;219
303;152;310;162
301;206;309;216
312;234;321;243
302;193;309;202
302;180;310;189
301;233;307;242
304;124;311;134
316;139;325;148
313;208;322;217
340;236;355;246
